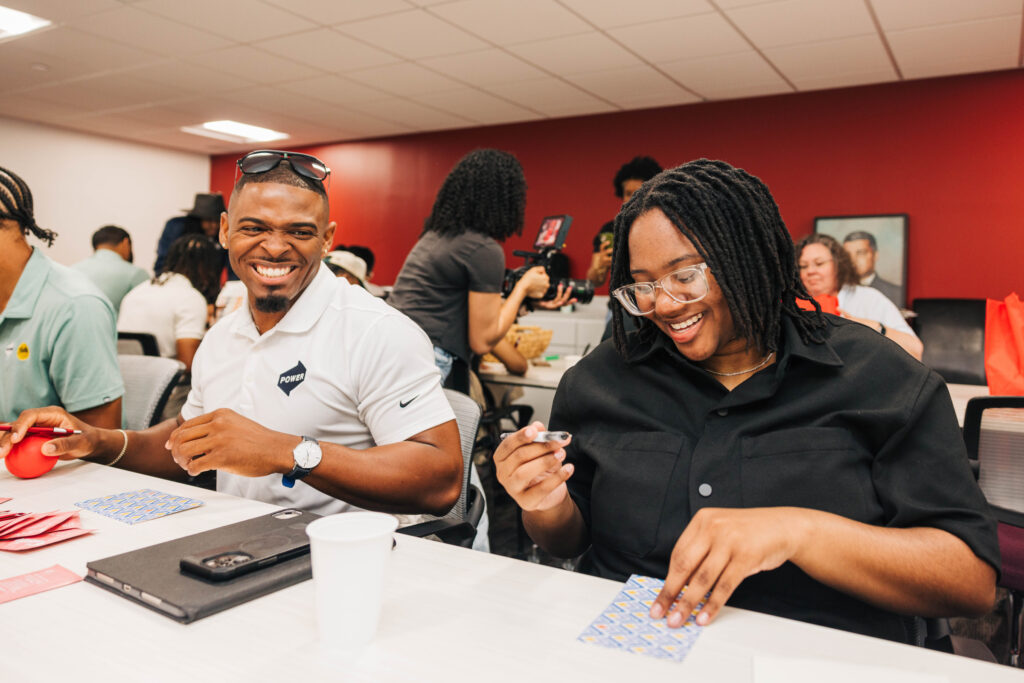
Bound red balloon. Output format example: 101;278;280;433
5;435;59;479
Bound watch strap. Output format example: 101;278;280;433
282;436;319;488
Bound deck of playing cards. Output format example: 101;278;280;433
0;509;94;551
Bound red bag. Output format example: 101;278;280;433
985;293;1024;395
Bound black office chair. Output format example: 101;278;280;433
117;331;160;357
912;298;987;385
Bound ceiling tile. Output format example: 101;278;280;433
279;75;392;107
346;62;464;96
255;28;401;72
871;0;1021;31
263;0;414;25
558;0;713;29
3;26;162;73
0;96;87;123
335;9;487;59
185;45;325;85
430;0;591;44
0;42;106;94
343;97;475;130
420;48;547;86
126;60;256;95
123;127;242;154
714;0;787;7
659;51;792;100
71;6;231;57
20;73;176;112
725;0;876;48
789;69;899;92
764;34;897;87
887;15;1021;79
411;87;540;124
565;65;701;109
1;0;120;23
65;112;164;137
483;77;618;117
507;31;642;76
137;0;317;42
610;12;750;63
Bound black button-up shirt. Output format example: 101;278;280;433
553;315;998;643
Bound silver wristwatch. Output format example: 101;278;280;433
283;436;322;487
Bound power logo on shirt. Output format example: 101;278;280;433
277;361;306;396
16;343;29;361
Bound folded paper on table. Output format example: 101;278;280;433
0;565;81;604
75;488;203;524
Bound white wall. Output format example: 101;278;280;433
0;116;210;273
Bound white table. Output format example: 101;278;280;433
1;462;1018;682
948;383;990;427
478;358;572;426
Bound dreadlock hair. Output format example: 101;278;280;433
232;161;328;202
613;156;663;199
609;159;826;360
422;149;525;241
161;234;223;304
794;233;859;291
0;166;57;246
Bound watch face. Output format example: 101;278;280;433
294;439;322;469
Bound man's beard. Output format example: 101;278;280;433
253;295;288;313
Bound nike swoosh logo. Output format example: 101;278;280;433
399;395;419;408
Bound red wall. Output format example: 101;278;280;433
211;69;1024;302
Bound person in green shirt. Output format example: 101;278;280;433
0;166;123;427
71;225;149;313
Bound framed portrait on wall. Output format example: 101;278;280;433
813;214;908;308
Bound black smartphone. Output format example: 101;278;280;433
179;509;311;581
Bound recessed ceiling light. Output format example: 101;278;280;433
180;120;289;144
0;5;51;40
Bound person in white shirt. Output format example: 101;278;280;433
118;234;220;372
2;150;462;518
797;233;922;360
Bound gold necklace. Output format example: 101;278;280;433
703;351;775;377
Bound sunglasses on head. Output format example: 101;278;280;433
236;150;331;182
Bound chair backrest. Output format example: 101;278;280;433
442;388;482;523
911;298;986;385
117;331;160;357
118;355;186;430
963;396;1024;526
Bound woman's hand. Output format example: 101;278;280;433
494;421;573;512
0;407;104;461
518;266;551;299
534;283;577;310
650;507;809;628
836;309;880;330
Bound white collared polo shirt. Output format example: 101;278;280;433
182;264;454;515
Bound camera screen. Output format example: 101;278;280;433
533;215;571;250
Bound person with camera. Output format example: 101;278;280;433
389;149;571;385
494;159;996;645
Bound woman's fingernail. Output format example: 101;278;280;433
696;612;709;626
555;450;566;461
650;603;664;618
668;611;683;628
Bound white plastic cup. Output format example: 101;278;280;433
305;512;398;650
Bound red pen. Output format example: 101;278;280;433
0;425;82;437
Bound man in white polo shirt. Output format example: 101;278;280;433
2;151;462;518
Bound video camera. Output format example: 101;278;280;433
502;215;594;306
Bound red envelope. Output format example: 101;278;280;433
0;565;81;603
1;511;81;540
0;527;93;551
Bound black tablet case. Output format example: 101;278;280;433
84;509;319;623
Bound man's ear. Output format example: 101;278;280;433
322;221;337;257
219;211;229;248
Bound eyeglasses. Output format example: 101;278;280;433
236;150;331;182
612;263;709;316
797;258;833;271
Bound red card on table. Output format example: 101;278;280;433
0;564;81;604
0;527;93;551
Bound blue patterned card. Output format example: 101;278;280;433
75;489;203;524
578;574;707;662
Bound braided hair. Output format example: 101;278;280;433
609;159;825;359
161;234;223;304
0;166;57;246
422;149;525;241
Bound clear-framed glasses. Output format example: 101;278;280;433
612;263;709;316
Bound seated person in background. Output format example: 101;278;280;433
586;155;663;287
71;224;149;313
343;244;386;297
2;150;461;520
324;249;368;288
0;166;123;427
153;193;225;274
388;149;569;385
796;233;922;360
496;159;996;644
118;234;221;373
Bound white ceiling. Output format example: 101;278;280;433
1;0;1021;154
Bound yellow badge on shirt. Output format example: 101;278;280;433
16;343;29;361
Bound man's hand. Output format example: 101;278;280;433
586;243;613;285
167;408;296;477
494;421;573;512
0;407;102;461
650;507;809;628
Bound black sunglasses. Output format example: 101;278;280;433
236;150;331;182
